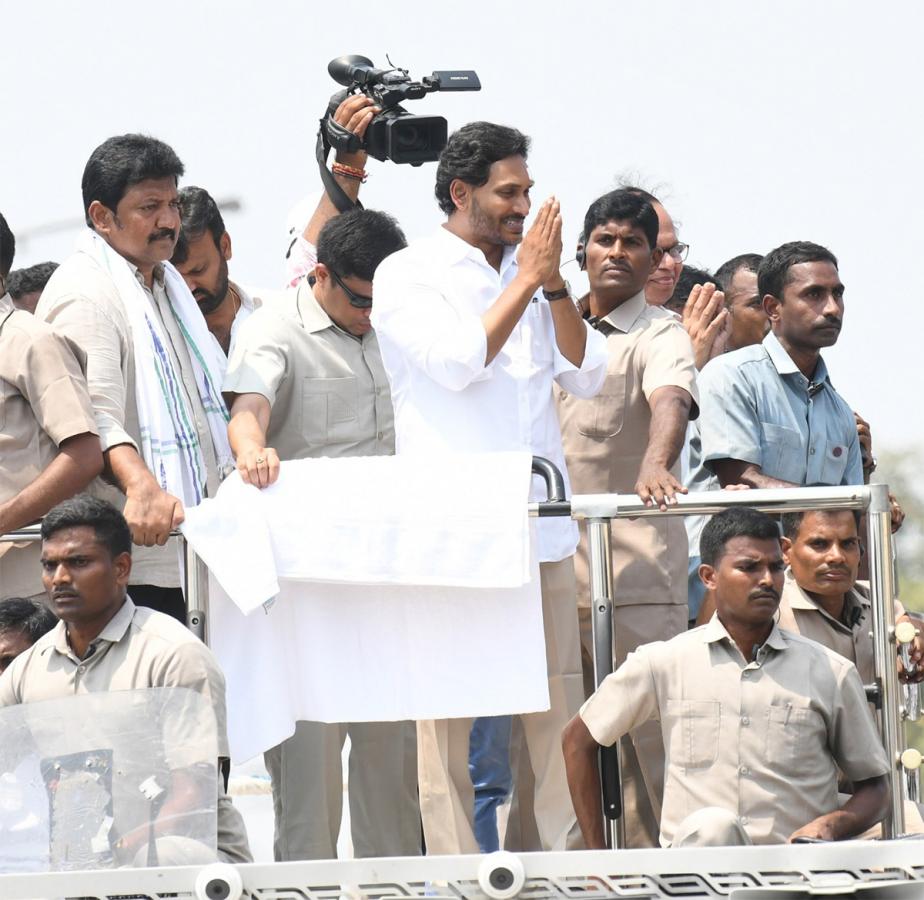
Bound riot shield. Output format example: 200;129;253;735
0;686;218;873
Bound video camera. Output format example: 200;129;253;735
321;54;481;165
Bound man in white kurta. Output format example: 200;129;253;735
372;121;607;853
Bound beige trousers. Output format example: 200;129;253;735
264;719;421;860
417;557;585;854
579;601;688;848
671;807;751;847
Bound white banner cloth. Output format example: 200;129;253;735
181;453;550;761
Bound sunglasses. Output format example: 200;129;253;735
329;269;373;309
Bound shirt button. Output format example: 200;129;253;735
739;765;750;776
742;671;750;678
740;816;750;826
741;716;750;726
377;432;384;440
77;665;85;674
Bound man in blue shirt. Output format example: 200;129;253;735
690;241;862;491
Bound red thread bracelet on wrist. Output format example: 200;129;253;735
332;162;368;182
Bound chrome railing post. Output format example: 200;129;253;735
587;517;625;849
867;483;904;837
183;537;208;644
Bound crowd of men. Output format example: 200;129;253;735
0;94;921;866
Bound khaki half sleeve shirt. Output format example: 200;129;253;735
224;283;394;459
0;310;98;597
557;293;698;607
777;571;904;685
36;254;222;588
580;615;889;845
0;597;249;861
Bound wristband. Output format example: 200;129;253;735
542;282;571;302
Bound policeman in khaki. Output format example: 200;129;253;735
557;190;698;848
563;507;890;847
0;212;103;601
0;496;251;864
223;209;420;861
779;509;924;686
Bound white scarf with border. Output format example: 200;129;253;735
76;230;232;506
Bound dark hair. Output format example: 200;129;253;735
7;261;59;300
622;185;661;205
781;508;861;541
41;494;132;559
172;186;226;266
757;241;838;301
0;597;58;644
714;253;762;295
434;122;530;216
666;264;713;315
700;507;781;567
582;189;659;250
316;208;406;281
82;134;184;227
0;211;15;277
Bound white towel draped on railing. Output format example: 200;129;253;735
181;452;549;761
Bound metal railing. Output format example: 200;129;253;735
529;479;918;844
3;472;919;847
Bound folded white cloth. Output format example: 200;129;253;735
183;452;534;610
181;452;549;760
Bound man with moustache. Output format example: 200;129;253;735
35;135;231;622
690;241;862;491
556;188;698;847
373;121;608;854
779;509;924;685
0;495;251;864
563;507;890;847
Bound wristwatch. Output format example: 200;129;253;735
542;281;571;302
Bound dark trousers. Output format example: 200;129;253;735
129;584;187;624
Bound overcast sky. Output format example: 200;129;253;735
4;0;922;453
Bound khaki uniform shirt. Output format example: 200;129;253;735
0;310;98;598
580;615;889;845
0;598;250;861
557;292;698;607
777;571;904;685
36;253;222;588
223;282;394;459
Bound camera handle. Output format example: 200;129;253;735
316;93;365;215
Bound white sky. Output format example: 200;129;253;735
4;0;923;451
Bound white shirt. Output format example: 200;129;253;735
372;226;608;562
210;281;285;377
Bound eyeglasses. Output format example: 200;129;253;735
329;269;373;309
664;242;690;262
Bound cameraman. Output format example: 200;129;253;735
372;122;607;854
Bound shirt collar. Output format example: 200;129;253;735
129;261;166;290
783;568;868;618
296;281;335;334
53;597;136;659
702;612;788;653
601;291;647;333
230;280;257;312
434;225;518;273
763;331;830;384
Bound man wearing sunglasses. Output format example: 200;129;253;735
222;208;421;862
